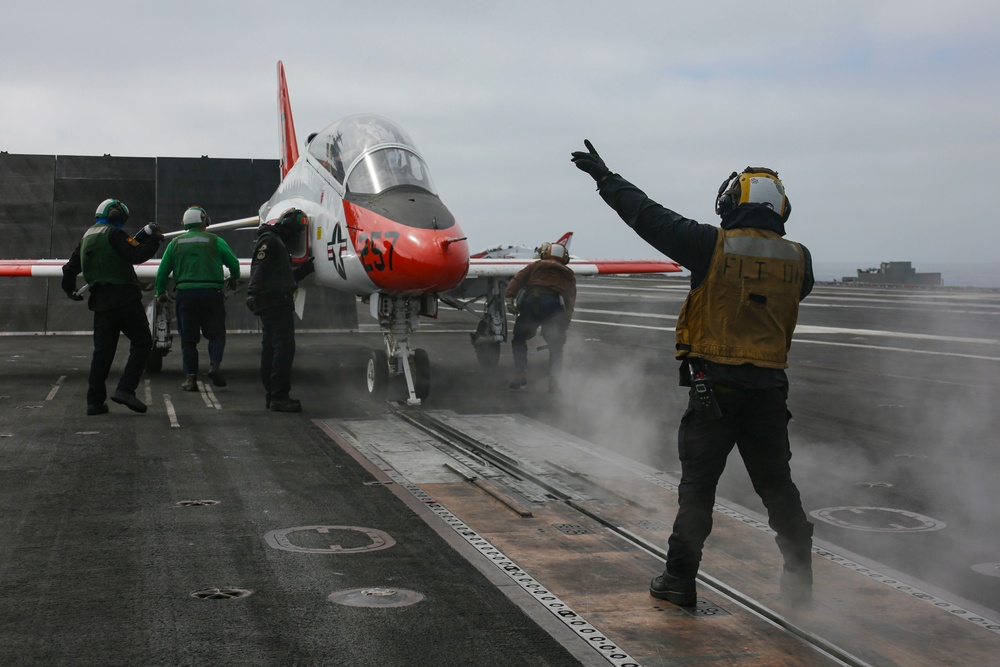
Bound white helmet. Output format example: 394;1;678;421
182;206;210;228
95;198;129;224
538;242;570;264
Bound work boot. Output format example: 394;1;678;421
86;403;109;416
207;363;226;387
110;389;147;414
269;397;302;413
508;369;527;390
181;375;198;392
780;569;813;608
649;571;697;606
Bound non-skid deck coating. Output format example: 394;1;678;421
323;411;1000;667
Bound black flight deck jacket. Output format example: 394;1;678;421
596;173;815;390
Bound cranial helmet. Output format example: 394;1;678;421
95;198;130;225
182;206;210;228
277;208;307;238
538;242;570;264
715;167;791;222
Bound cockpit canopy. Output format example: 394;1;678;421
307;114;437;196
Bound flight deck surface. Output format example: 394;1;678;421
2;275;999;665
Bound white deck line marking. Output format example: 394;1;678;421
45;375;66;401
197;381;221;409
572;315;1000;359
163;394;180;428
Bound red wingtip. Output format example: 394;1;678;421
277;60;299;179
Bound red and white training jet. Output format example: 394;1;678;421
0;61;680;405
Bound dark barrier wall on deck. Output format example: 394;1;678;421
0;153;357;335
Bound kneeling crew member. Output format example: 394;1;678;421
572;140;815;607
505;242;576;393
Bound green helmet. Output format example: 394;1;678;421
95;198;129;224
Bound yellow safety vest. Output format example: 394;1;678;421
675;227;805;369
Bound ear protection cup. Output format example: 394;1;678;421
183;207;211;227
715;168;791;222
715;172;739;217
98;199;129;225
278;209;306;238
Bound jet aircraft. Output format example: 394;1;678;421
0;61;680;405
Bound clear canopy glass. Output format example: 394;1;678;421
307;114;437;195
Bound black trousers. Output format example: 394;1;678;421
88;300;152;406
258;304;296;401
175;288;227;375
666;385;813;580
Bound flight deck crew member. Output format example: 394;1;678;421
572;141;815;607
245;209;315;413
505;242;576;393
61;199;164;415
154;207;241;391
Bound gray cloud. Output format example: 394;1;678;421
3;1;998;265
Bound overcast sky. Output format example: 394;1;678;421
3;1;998;269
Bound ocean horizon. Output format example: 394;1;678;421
812;261;1000;289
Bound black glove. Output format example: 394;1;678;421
66;290;84;302
293;256;315;282
570;139;611;184
245;295;257;312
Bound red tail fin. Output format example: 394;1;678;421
277;60;299;179
554;231;573;251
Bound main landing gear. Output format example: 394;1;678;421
439;276;508;369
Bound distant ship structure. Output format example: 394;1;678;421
842;261;942;286
844;262;944;287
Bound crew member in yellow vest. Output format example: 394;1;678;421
572;141;815;608
61;199;164;415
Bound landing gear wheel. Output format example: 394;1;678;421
146;348;166;373
366;349;389;401
413;348;430;400
472;320;501;368
474;341;501;368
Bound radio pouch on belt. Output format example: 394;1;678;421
688;359;723;420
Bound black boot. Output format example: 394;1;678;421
777;527;814;608
649;571;697;606
181;375;198;392
780;568;813;608
207;363;226;387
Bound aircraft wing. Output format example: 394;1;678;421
1;216;261;280
0;260;69;278
466;257;682;279
0;258;250;281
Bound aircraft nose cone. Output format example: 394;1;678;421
344;195;469;294
367;228;469;294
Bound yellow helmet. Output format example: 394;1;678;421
715;167;791;222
